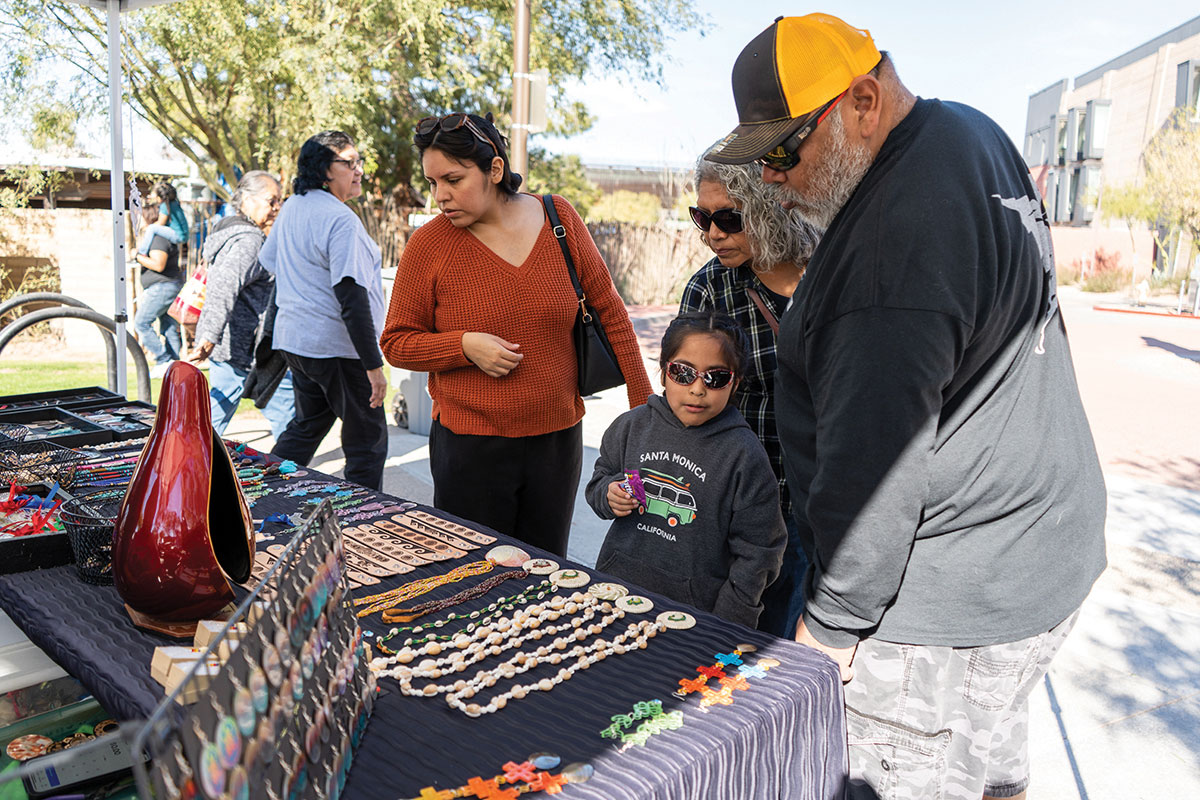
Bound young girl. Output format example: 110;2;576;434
585;310;785;628
138;181;188;255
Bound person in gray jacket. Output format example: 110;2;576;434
191;171;295;438
586;311;785;628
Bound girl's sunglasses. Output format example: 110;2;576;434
689;206;744;235
415;113;499;157
665;361;735;390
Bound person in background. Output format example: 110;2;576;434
190;171;295;439
586;311;785;627
259;131;389;490
380;112;651;556
138;181;189;255
132;203;184;379
680;149;820;638
707;13;1106;799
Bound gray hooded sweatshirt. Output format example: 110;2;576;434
196;214;272;370
586;394;785;628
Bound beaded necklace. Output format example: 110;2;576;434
443;617;661;718
380;569;528;624
373;579;555;653
352;560;494;617
373;591;607;675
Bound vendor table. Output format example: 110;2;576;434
0;439;846;799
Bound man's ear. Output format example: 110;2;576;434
845;73;883;141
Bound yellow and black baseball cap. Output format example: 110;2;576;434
706;13;881;165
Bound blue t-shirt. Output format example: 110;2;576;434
165;200;189;242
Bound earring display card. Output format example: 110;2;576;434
0;409;112;448
0;388;121;413
131;500;375;800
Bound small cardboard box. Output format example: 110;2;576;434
165;660;222;705
150;646;212;687
193;619;247;650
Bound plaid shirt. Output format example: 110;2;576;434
679;257;792;517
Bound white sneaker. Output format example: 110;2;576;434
149;361;173;379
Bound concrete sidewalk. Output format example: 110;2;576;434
224;303;1200;799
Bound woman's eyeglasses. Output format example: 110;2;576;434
416;113;499;157
756;90;846;172
689;206;744;235
331;157;365;170
665;361;735;390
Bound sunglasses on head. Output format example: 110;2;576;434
665;361;735;390
756;90;847;172
416;113;499;157
689;206;744;235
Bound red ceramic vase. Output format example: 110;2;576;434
113;361;254;621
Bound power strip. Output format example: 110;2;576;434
21;736;136;799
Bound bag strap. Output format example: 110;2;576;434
745;286;780;335
542;194;587;307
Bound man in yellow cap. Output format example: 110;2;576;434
709;14;1107;800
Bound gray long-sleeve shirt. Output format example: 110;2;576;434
775;99;1106;649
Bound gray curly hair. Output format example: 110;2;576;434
230;170;281;214
694;148;821;270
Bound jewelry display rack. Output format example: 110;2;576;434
129;499;375;800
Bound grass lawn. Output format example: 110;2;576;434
1;358;401;420
0;359;255;410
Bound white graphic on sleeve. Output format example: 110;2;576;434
993;193;1058;354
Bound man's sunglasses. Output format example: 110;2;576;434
665;361;735;390
688;206;744;235
415;113;499;157
757;91;846;172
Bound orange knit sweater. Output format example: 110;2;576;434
380;194;653;437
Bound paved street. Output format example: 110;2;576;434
225;285;1200;799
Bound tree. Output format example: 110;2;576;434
1101;181;1153;282
0;0;699;204
1101;110;1200;278
524;147;600;217
586;189;662;225
1141;108;1200;273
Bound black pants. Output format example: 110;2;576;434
272;352;388;491
429;419;582;557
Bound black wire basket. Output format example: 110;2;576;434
59;488;126;585
0;423;30;445
0;440;88;489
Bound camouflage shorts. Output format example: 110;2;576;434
843;611;1078;800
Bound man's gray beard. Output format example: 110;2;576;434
778;113;873;230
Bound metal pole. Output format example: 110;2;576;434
510;0;531;183
107;0;129;398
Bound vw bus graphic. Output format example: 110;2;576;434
638;469;697;527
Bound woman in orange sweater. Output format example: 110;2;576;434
380;113;651;556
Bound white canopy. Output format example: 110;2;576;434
62;0;186;396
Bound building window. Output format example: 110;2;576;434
1177;60;1199;117
1083;100;1111;159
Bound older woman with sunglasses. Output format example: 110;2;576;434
381;112;652;556
679;148;820;638
259;130;389;490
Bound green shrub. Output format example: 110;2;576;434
1080;269;1131;293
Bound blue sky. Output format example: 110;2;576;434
540;1;1200;167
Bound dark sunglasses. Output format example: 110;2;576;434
415;113;499;157
689;206;744;235
666;361;735;390
757;91;847;172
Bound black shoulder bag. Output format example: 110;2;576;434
541;194;625;395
